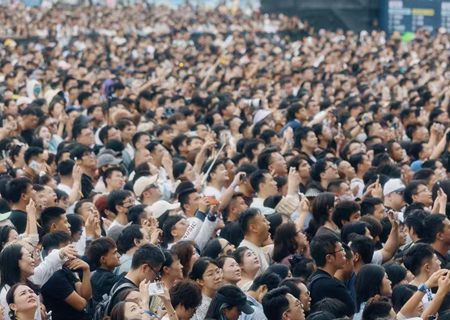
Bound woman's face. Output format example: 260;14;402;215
38;126;51;142
168;256;184;281
222;257;241;283
295;228;308;251
201;263;223;291
6;100;18;115
7;229;19;244
183;163;197;182
9;285;38;315
222;306;241;320
18;248;35;278
380;273;392;297
218;238;235;256
124;301;142;320
51;103;64;118
241;249;260;274
125;290;141;302
189;246;200;272
15;146;26;167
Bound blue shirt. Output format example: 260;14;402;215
239;295;266;320
279;119;302;135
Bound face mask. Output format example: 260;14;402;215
340;194;355;201
34;86;41;95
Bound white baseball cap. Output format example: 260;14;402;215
133;175;159;197
149;200;181;219
383;179;406;197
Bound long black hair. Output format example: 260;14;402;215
273;222;299;263
0;244;39;293
355;264;386;311
0;225;17;252
205;285;248;320
189;257;218;281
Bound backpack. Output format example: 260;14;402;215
92;281;136;320
306;273;329;292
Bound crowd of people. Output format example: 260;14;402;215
1;1;450;320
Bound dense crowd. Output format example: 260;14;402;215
1;2;450;320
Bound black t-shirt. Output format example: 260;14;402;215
41;267;89;320
90;268;125;308
21;129;35;146
307;269;356;317
108;277;138;315
81;174;93;200
9;210;27;234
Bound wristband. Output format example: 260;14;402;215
418;283;428;293
142;310;153;316
86;236;94;241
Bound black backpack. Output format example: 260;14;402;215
92;281;136;320
306;273;329;292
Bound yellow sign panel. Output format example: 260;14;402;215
412;8;435;16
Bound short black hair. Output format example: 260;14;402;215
70;144;92;161
57;160;75;177
87;237;117;267
403;180;427;205
24;147;44;165
106;190;131;215
249;271;282;292
348;153;365;173
5;178;32;204
42;231;72;255
202;159;225;182
117;224;144;254
178;188;197;213
72;124;90;141
258;147;279;171
310;298;348;319
41;206;66;236
132;132;151;148
238;208;261;235
310;233;341;267
348;234;374;264
262;286;291;320
162;215;184;246
310;158;331;182
172;135;188;154
404;209;428;239
423;214;447;243
130;243;165;270
361;298;393;320
249;169;270;193
170;280;202;310
103;167;124;188
403;243;435;276
244;139;264;161
360;197;383;216
332;201;361;229
67;214;83;235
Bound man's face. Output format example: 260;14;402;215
349;211;361;223
107;127;121;142
360;155;372;173
188;137;203;151
440;218;450;245
302;132;318;149
56;214;71;235
151;144;166;163
81;150;97;169
136;134;151;149
232;196;248;215
121;124;137;142
285;293;305;320
196;125;208;139
373;204;386;220
185;192;201;213
261;173;278;196
339;182;352;197
43;186;57;207
79;202;99;222
92;106;105;122
338;161;355;180
211;164;229;183
391;143;404;162
108;170;124;191
78;128;95;146
429;253;442;274
159;129;174;145
348;142;364;157
331;242;347;269
103;247;121;268
414;126;429;142
252;213;270;240
23;114;39;129
412;184;433;207
323;162;340;182
269;152;287;176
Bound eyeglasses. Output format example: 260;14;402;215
301;290;311;298
204;268;223;278
325;164;338;171
416;188;430;195
327;248;345;255
284;299;302;314
48;122;58;127
147;264;161;281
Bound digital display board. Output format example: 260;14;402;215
381;0;450;33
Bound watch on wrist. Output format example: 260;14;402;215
418;282;428;293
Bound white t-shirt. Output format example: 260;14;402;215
203;186;226;199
